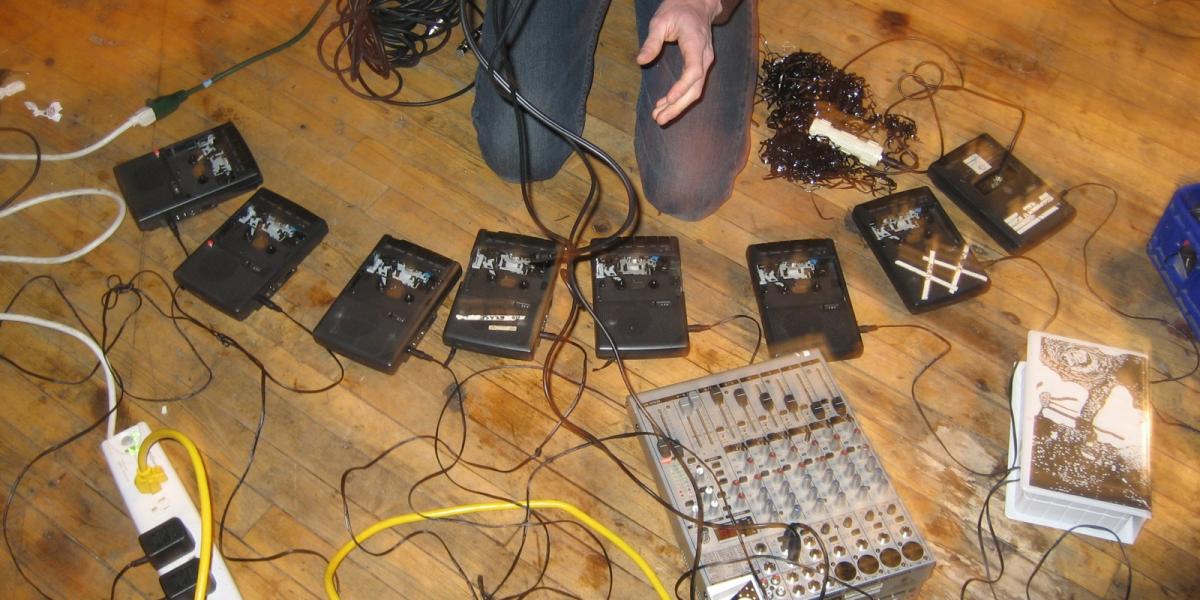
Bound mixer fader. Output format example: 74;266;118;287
629;351;934;599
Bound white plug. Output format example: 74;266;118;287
133;105;157;127
0;80;26;100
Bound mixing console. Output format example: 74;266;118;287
629;351;934;599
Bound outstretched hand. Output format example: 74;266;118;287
636;0;723;125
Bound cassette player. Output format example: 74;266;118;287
174;188;326;320
853;187;990;313
590;236;689;359
443;230;561;360
114;122;262;230
314;236;461;373
929;133;1074;252
747;238;861;360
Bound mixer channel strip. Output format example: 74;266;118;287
628;351;934;600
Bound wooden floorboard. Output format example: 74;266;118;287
1;0;1198;598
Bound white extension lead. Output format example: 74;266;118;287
0;188;127;264
0;312;119;438
0;106;156;161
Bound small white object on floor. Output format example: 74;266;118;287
0;80;26;100
25;100;63;122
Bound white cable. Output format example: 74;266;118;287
0;188;127;264
0;81;26;100
0;313;118;438
0;106;155;161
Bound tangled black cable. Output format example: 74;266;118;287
318;0;482;105
837;36;1028;181
0;271;346;599
1066;182;1200;385
758;50;918;192
0;273;208;600
0;127;41;210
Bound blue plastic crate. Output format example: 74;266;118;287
1147;183;1200;340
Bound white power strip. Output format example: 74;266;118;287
102;422;242;599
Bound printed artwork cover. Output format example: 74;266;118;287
1021;332;1151;510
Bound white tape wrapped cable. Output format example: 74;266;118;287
0;313;119;438
0;188;126;264
808;118;884;166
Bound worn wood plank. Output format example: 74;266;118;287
1;0;1197;598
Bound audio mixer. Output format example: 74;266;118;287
629;351;934;599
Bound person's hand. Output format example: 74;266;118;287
636;0;723;125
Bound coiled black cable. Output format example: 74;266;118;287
318;0;482;105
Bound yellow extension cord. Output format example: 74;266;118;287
128;430;663;600
135;429;213;600
323;499;670;600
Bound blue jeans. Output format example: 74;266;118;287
471;0;758;221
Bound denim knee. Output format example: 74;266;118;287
638;154;741;221
473;104;576;182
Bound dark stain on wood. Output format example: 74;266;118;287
202;95;236;123
976;44;1054;84
306;284;336;308
877;10;910;36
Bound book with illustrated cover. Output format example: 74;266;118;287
1020;332;1151;511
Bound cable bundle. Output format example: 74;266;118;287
318;0;476;104
758;51;917;192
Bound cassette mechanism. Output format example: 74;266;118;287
929;133;1074;252
852;187;990;313
314;236;461;373
114;122;262;230
174;188;327;320
443;230;561;360
747;239;861;360
590;236;689;359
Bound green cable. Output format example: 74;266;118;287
149;0;333;120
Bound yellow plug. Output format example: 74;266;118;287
135;465;167;494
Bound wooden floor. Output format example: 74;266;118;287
1;0;1198;598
